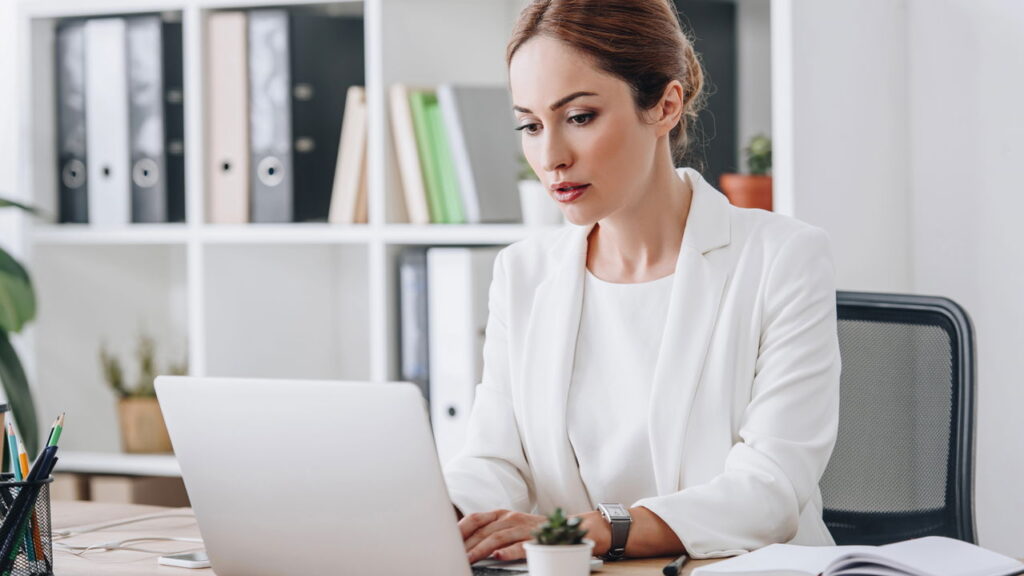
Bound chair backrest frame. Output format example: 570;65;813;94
827;291;977;544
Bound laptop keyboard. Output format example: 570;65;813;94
472;567;527;575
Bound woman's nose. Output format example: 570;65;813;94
541;133;572;173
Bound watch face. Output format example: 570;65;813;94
603;504;627;518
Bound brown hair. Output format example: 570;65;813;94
507;0;705;165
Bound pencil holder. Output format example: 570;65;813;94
0;474;54;576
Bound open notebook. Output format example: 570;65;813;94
693;536;1023;576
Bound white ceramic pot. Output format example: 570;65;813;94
523;539;595;576
517;180;565;227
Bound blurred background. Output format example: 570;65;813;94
0;0;1021;558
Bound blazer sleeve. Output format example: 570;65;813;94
635;227;841;558
444;249;536;515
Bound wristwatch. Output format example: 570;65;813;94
597;503;631;560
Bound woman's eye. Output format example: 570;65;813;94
515;123;541;135
569;113;594;126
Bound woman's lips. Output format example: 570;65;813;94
552;184;590;203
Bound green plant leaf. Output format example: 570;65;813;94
0;247;37;333
0;197;41;216
0;330;40;455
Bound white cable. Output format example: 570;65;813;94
55;536;203;555
52;512;198;540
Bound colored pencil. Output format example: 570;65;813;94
46;413;64;448
5;424;19;482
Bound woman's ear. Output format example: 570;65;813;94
652;80;685;138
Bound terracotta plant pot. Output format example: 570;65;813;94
118;397;173;454
719;174;773;211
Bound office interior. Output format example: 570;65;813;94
0;0;1021;560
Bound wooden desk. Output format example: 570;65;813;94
51;501;718;575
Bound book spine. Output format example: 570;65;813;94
399;247;430;401
437;84;480;224
55;21;89;224
248;9;293;223
328;85;367;224
85;18;131;227
408;90;446;223
427;98;464;224
389;84;430;225
162;18;186;223
207;11;250;224
127;16;168;223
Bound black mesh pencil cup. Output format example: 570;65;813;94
0;473;54;576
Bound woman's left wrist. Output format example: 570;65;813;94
575;510;612;555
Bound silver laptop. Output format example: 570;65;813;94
156;376;478;576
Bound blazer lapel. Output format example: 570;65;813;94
520;224;594;513
649;168;731;495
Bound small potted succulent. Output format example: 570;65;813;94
523;508;594;576
719;133;773;211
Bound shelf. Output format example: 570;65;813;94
30;223;566;246
32;224;192;245
382;224;564;245
18;0;363;19
53;451;181;477
198;223;373;244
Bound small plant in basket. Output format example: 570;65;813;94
99;332;186;453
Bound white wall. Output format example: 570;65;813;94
773;0;912;293
908;0;1024;556
736;0;772;163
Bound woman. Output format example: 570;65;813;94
445;0;840;563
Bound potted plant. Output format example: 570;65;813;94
100;332;186;453
523;508;594;576
517;155;564;227
719;133;773;211
0;197;41;455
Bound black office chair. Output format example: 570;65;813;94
820;291;977;545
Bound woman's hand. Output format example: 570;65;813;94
458;509;547;563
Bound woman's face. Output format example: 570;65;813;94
509;36;662;226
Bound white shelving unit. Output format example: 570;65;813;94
14;0;542;461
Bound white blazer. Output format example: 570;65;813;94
444;168;841;558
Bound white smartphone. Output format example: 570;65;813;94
158;551;210;569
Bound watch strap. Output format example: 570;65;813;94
597;503;631;560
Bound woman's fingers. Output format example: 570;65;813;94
462;510;513;552
458;510;500;541
492;541;527;562
466;527;528;564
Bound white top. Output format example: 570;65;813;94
567;269;675;508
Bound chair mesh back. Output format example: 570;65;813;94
821;293;975;545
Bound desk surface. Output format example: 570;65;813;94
51;500;717;575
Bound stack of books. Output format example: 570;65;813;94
390;84;524;225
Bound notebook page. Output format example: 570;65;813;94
827;537;1023;576
692;544;874;576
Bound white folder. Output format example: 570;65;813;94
85;18;131;227
207;11;250;224
426;247;501;466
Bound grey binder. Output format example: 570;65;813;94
127;16;168;223
248;9;293;223
56;21;88;224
